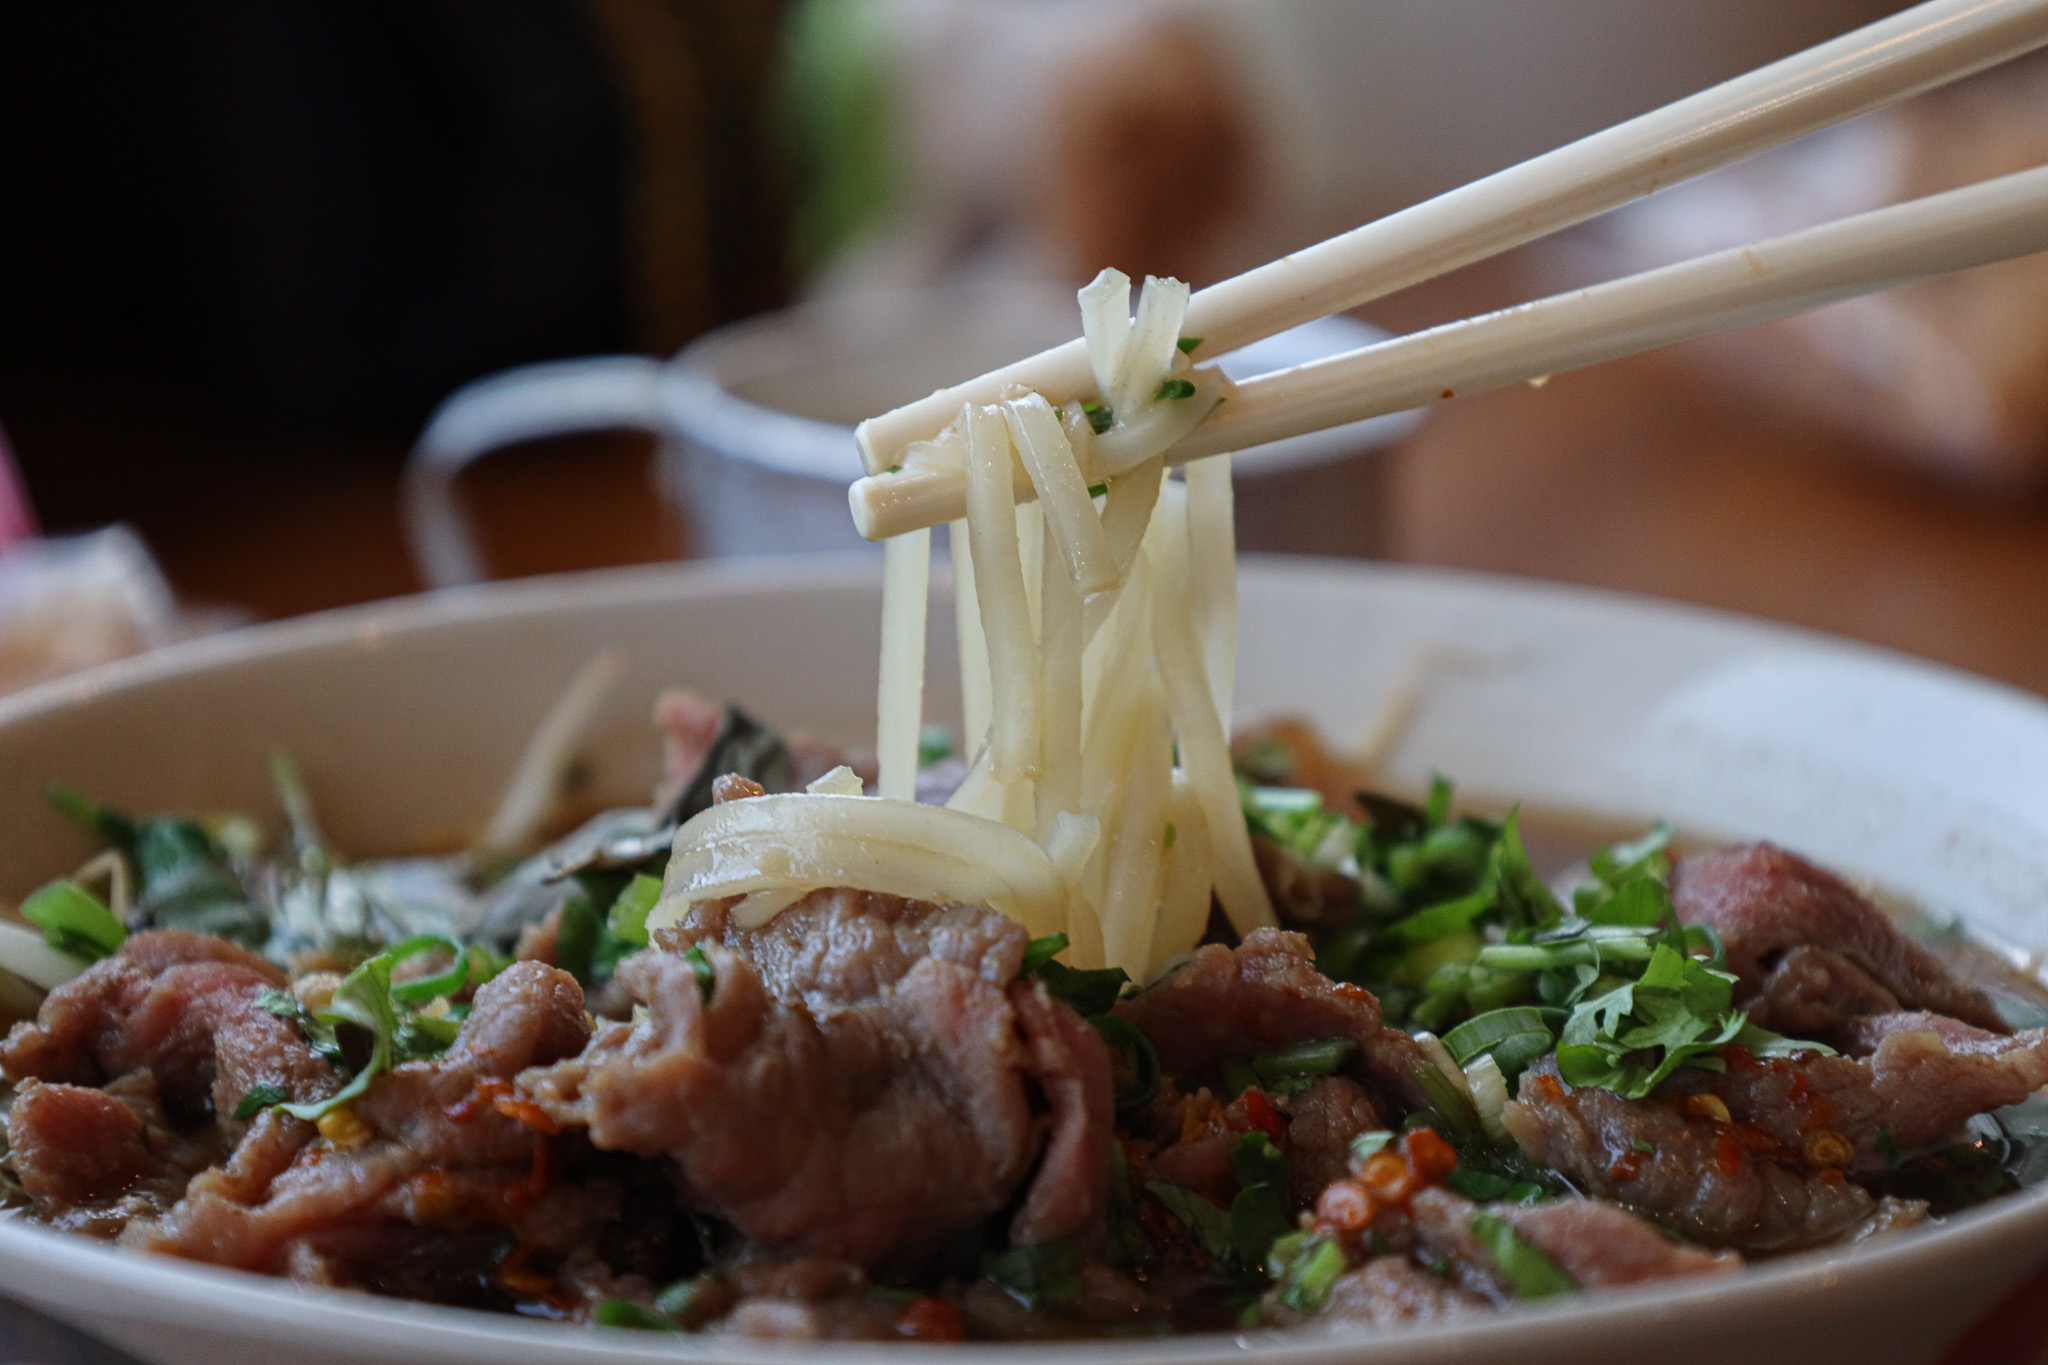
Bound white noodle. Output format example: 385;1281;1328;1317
876;526;931;801
1149;771;1214;977
1114;276;1191;414
654;793;1067;937
1035;516;1084;843
963;403;1041;782
1077;268;1133;404
1092;368;1223;477
1097;678;1173;978
949;519;992;757
1148;527;1276;935
0;922;86;990
1184;453;1237;726
1004;394;1116;594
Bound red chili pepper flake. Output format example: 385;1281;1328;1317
1237;1089;1288;1145
1607;1152;1643;1181
1715;1131;1746;1175
1533;1074;1567;1102
448;1078;513;1123
491;1094;562;1135
896;1297;965;1341
1315;1180;1375;1234
1401;1128;1459;1188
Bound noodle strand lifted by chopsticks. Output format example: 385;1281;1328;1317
653;270;1276;975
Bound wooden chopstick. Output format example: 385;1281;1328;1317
850;0;2048;487
849;164;2048;540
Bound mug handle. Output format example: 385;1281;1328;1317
403;355;668;588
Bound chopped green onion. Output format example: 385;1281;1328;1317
1086;481;1108;498
1219;1055;1260;1099
916;725;954;768
1349;1130;1395;1166
1022;932;1068;971
1469;1212;1574;1298
1177;336;1203;354
387;934;479;1005
605;874;664;949
281;954;400;1121
1267;1234;1346;1313
1251;1037;1356;1083
1156;377;1197;401
1082;401;1114;435
681;945;716;1001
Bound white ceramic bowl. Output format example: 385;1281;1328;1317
1;556;2046;1365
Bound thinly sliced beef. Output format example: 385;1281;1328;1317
1113;928;1432;1108
138;961;592;1276
1672;844;2005;1037
8;1081;177;1212
1502;1057;1877;1250
1407;1188;1739;1294
1;929;336;1123
1316;1257;1486;1328
1693;1014;2048;1168
670;888;1028;1015
1286;1077;1384;1203
1007;980;1114;1245
523;932;1104;1268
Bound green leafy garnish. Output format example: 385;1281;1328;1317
1086;482;1108;498
1156;377;1197;401
681;945;716;1000
1177;336;1203;354
1103;1143;1151;1267
594;1299;683;1331
1226;1133;1293;1269
233;1083;290;1120
1441;1006;1556;1084
916;725;953;768
1250;1037;1356;1087
48;785;268;947
983;1238;1082;1308
1266;1233;1346;1314
19;879;127;961
1082;401;1114;435
1091;1014;1162;1110
1022;937;1130;1016
255;988;345;1067
281;953;401;1121
1469;1212;1574;1298
1146;1180;1233;1263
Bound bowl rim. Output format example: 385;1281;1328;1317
2;554;2045;1360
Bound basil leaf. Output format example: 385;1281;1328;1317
982;1238;1082;1308
1090;1014;1162;1110
19;880;126;961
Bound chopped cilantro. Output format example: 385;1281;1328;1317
1177;336;1203;354
1082;401;1114;435
233;1083;290;1120
1469;1212;1574;1298
1155;377;1197;401
1086;481;1108;498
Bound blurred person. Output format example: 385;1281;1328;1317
783;0;1908;292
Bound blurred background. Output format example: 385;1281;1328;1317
6;0;2048;701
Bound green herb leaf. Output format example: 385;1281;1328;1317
1146;1180;1234;1264
387;934;481;1005
19;879;127;962
1091;1014;1162;1110
233;1083;290;1119
1469;1211;1574;1298
1226;1133;1294;1270
605;873;664;952
255;987;346;1067
1103;1142;1152;1267
1349;1130;1395;1165
1086;482;1108;498
594;1299;682;1331
1155;377;1197;401
681;945;716;999
48;787;268;948
982;1238;1082;1308
1025;951;1130;1016
1082;401;1114;435
1266;1233;1346;1313
916;725;954;768
281;954;401;1121
1441;1006;1556;1083
1177;336;1203;354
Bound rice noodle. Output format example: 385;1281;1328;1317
669;273;1272;980
1077;268;1133;404
1149;771;1213;976
1148;508;1276;935
875;526;931;801
653;794;1067;937
1003;394;1115;594
963;403;1040;782
949;519;992;757
1184;453;1237;725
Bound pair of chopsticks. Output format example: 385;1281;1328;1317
848;0;2048;542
